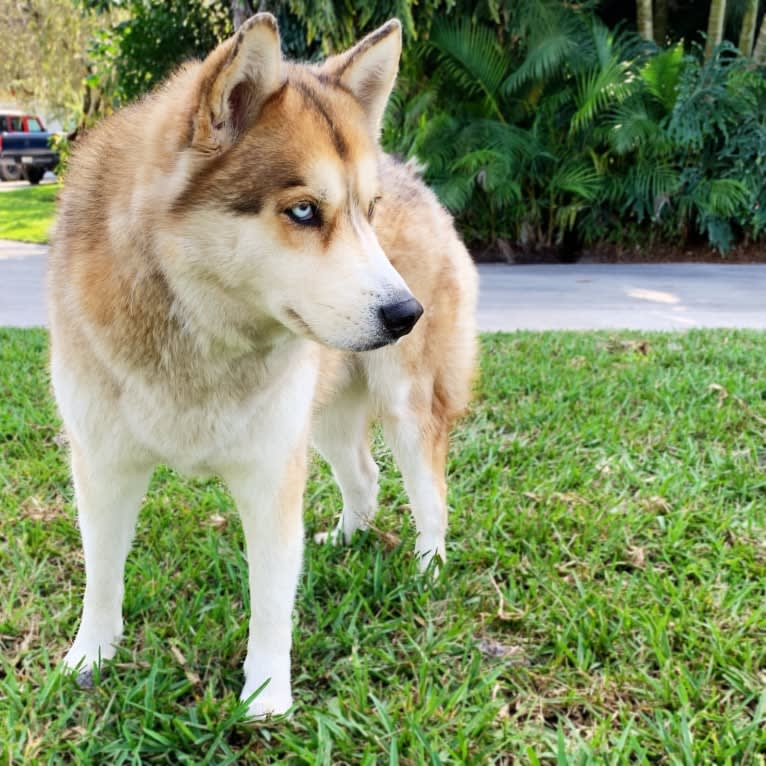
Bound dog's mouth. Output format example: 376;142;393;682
283;306;397;352
351;337;394;352
284;307;315;337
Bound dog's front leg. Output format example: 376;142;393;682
223;440;308;719
64;439;152;677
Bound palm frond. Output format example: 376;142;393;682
427;172;476;213
624;161;681;222
550;160;602;200
699;178;751;218
640;41;685;111
570;23;636;132
502;28;578;96
459;119;540;161
429;19;510;121
606;100;664;154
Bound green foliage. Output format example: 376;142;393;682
49;132;71;177
87;0;232;105
641;41;685;110
617;42;766;251
383;2;766;254
83;0;454;108
384;3;621;247
285;0;419;52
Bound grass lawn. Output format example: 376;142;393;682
0;184;58;243
1;329;765;763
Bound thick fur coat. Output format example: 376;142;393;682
48;14;478;716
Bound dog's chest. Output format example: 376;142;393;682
117;342;318;474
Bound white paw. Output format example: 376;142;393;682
415;537;446;573
313;525;345;546
63;635;119;672
63;632;120;687
240;685;293;719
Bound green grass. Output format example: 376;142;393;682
2;329;765;764
0;184;58;243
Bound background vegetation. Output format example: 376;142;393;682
4;0;764;257
392;3;766;257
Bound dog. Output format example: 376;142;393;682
48;13;478;717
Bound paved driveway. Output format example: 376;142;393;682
479;263;766;331
1;239;765;331
0;172;57;192
0;240;47;327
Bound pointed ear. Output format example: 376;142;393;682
192;13;282;152
320;19;402;136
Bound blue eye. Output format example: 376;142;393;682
287;202;318;225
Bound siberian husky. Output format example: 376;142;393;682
48;14;478;716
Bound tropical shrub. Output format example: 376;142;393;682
596;40;766;252
382;1;644;250
383;0;766;254
83;0;232;106
84;0;452;109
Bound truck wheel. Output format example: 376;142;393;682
0;160;22;182
25;167;44;185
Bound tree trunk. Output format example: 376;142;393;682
637;0;653;41
754;13;766;63
739;0;759;56
230;0;255;30
654;0;669;45
705;0;727;60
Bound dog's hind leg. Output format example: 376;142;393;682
63;440;151;677
382;406;450;572
313;387;379;544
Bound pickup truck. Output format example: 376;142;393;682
0;111;59;184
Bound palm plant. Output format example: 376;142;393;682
738;0;759;55
591;44;684;238
382;0;766;254
392;1;632;250
603;36;764;250
637;0;653;41
754;12;766;62
705;0;728;60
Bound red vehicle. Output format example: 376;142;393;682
0;110;59;184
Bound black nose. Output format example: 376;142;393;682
379;296;424;339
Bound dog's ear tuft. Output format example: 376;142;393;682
192;13;282;152
321;19;402;137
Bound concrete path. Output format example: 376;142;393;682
0;240;47;327
1;239;765;331
479;263;766;331
0;172;57;192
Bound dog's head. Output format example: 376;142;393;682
171;14;421;351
